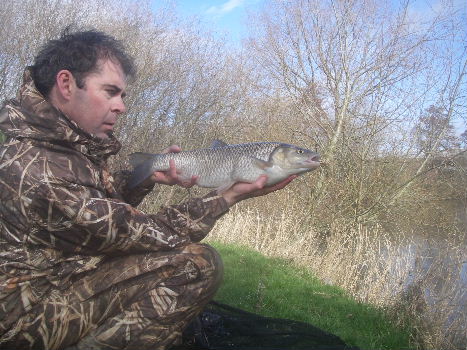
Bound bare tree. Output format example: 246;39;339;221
246;0;467;222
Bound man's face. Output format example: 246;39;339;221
66;59;127;139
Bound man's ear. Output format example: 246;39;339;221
55;70;75;101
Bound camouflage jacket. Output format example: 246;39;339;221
0;68;229;332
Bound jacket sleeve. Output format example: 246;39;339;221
27;179;229;256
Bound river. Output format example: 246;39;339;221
389;200;466;348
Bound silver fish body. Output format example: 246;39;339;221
128;141;320;191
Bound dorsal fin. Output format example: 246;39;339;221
211;139;229;148
129;152;157;168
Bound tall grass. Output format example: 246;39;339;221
206;200;467;349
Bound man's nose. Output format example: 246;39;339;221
112;97;126;114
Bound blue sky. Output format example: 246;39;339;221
154;0;264;44
154;0;466;46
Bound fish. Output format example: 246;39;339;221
128;140;320;192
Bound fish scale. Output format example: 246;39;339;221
128;141;320;191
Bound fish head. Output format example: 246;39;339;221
269;144;321;171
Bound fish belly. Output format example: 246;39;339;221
263;166;292;185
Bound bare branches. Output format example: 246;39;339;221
246;0;466;221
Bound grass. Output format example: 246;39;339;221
211;241;414;350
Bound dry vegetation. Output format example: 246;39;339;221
1;0;466;348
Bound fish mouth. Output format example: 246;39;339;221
304;154;321;168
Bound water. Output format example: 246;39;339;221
391;200;467;347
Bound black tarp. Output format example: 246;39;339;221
173;301;359;350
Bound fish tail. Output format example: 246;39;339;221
128;159;156;189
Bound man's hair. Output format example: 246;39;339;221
31;29;136;97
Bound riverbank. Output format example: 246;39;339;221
208;204;467;349
211;241;414;349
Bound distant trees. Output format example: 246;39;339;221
416;105;461;157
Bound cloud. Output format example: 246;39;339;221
206;0;245;16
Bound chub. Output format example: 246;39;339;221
128;140;321;192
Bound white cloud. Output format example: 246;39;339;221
206;0;245;16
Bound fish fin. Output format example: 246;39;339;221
129;152;157;168
252;157;273;170
269;146;286;163
128;161;155;189
210;139;229;148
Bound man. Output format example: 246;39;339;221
0;30;294;350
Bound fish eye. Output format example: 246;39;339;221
297;149;304;154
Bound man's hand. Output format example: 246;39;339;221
220;175;297;207
140;145;198;188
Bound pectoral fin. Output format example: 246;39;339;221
253;157;273;170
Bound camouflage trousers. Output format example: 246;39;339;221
0;243;223;350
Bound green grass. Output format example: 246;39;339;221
210;241;413;350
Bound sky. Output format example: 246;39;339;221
153;0;264;44
152;0;467;46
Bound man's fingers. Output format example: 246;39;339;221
270;175;296;190
180;175;198;188
261;175;296;194
162;145;182;154
219;174;296;206
168;159;178;179
250;175;268;191
250;175;295;194
151;161;198;188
